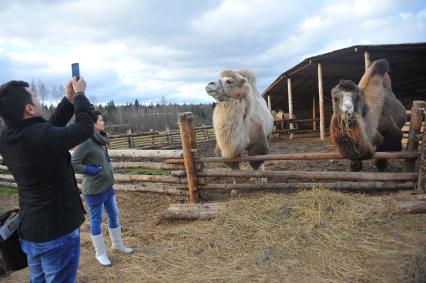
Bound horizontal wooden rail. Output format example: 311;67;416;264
202;181;414;191
166;151;419;164
111;161;183;170
196;170;418;182
74;173;189;184
108;149;183;159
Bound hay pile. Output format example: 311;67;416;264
114;190;425;282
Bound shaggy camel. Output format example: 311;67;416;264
330;59;407;171
206;69;274;171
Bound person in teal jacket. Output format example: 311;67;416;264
72;110;132;266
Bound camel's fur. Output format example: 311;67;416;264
330;59;407;171
206;69;274;170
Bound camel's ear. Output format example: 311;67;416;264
240;77;248;85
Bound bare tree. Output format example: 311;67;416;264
30;79;37;96
37;80;48;107
51;85;64;104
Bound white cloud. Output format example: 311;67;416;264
0;0;425;104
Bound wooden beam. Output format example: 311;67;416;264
287;78;294;139
201;181;413;191
107;149;183;159
318;63;325;140
166;151;419;165
406;101;425;171
197;170;418;182
159;203;227;221
178;112;199;203
267;95;272;112
111;161;184;170
364;51;370;71
312;95;317;130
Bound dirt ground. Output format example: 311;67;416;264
1;136;426;282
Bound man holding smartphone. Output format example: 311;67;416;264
0;75;93;283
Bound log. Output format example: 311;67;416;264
159;203;227;221
405;101;425;171
166;151;419;164
288;78;294;139
414;194;426;201
113;183;187;195
364;51;370;72
318;63;325;140
107;149;183;159
111;161;184;170
0;174;14;181
196;170;418;182
0;181;17;188
201;181;414;191
396;200;426;214
179;112;199;203
74;173;190;184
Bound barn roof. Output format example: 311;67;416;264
262;42;426;111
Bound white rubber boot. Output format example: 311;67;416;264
90;234;112;266
109;226;133;254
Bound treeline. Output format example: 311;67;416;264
98;100;215;134
0;80;215;134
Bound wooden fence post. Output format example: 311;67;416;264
312;95;317;131
166;127;173;145
406;101;425;172
203;124;209;141
364;51;370;72
288;78;294;139
150;129;155;148
178;112;199;203
318;63;325;140
416;104;426;193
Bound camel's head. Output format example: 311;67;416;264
331;80;362;117
206;70;249;102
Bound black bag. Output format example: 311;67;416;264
0;209;27;274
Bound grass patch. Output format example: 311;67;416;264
127;168;170;176
0;185;17;194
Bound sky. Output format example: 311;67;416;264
0;0;425;105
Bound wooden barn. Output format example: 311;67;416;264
262;42;426;139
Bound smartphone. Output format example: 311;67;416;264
71;63;80;80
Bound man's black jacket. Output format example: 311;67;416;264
0;95;94;242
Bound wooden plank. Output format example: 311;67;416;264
75;173;190;184
318;63;325;140
201;181;413;191
107;149;183;159
288;78;294;138
166;151;419;164
312;95;317;130
364;51;370;71
396;200;426;214
113;183;186;195
178;112;199;203
196;170;418;182
159;203;227;221
111;161;184;170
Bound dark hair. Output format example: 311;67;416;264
0;80;33;122
92;110;102;123
337;79;358;91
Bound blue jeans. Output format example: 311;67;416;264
20;229;80;283
88;194;120;236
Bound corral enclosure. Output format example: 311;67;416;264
2;134;426;282
2;43;426;282
263;43;426;138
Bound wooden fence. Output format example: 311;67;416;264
167;101;426;203
0;101;424;204
108;125;215;150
